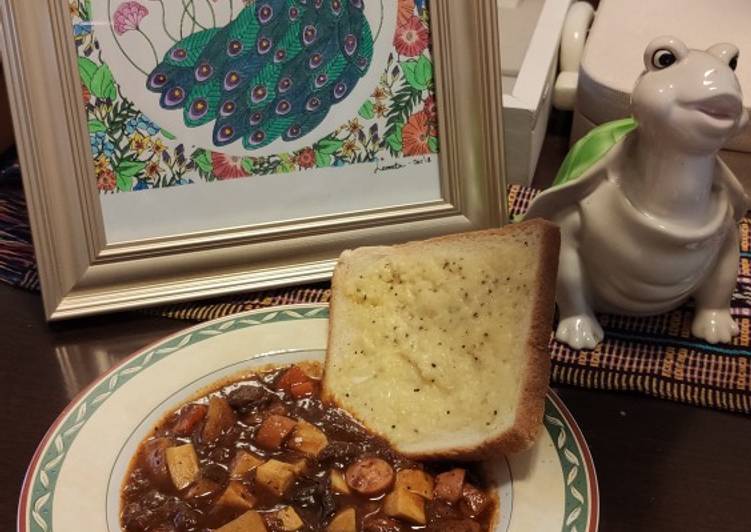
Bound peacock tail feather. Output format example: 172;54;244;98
146;0;374;149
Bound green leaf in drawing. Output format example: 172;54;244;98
315;150;332;168
160;129;176;140
316;137;343;155
402;56;433;91
116;173;133;192
428;136;439;153
192;150;213;173
358;100;375;120
77;57;98;89
116;159;146;180
241;158;254;174
88;120;107;133
91;64;116;100
386;123;404;153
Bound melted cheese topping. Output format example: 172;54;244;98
326;233;542;452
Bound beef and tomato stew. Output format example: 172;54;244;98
121;363;496;531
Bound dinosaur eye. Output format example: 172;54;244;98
729;54;739;71
652;49;676;69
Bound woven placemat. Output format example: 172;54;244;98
1;183;749;413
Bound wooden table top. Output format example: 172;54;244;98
1;283;749;532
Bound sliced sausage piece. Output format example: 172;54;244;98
460;483;490;517
433;468;465;503
255;414;297;450
141;437;173;488
345;457;395;496
172;404;208;437
362;515;404;532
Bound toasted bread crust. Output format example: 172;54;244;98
322;220;560;460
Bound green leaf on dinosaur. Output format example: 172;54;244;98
241;158;254;174
77;57;98;89
87;120;106;133
160;129;176;140
402;56;433;91
386;124;404;153
358;100;375;120
428;136;439;153
315;150;332;168
116;160;146;180
192;150;213;173
91;64;117;101
316;138;344;155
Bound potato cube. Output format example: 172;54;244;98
215;480;257;511
269;506;305;531
215;510;267;532
383;488;426;525
256;415;297;450
287;419;328;457
395;469;434;499
231;450;264;478
326;507;356;532
329;469;350;494
255;459;297;496
434;468;465;503
289;458;308;475
202;396;236;442
165;443;200;490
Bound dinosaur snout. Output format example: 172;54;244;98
693;93;743;121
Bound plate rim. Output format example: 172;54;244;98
18;303;599;532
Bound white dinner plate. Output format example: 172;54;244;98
19;304;599;531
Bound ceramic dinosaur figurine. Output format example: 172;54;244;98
525;36;750;349
146;0;373;149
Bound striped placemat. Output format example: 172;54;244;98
1;183;749;413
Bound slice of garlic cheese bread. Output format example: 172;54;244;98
322;220;560;460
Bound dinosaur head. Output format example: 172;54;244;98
631;36;747;154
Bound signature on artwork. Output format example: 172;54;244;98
374;155;431;174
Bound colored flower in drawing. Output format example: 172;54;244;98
145;160;161;179
113;1;149;35
342;139;359;157
402;110;431;156
91;132;115;158
151;138;166;157
394;16;428;57
211;152;250;179
130;132;151;156
125;115;160;136
397;0;415;26
294;148;317;169
94;155;117;191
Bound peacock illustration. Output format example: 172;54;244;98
146;0;374;149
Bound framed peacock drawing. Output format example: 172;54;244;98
1;0;507;319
